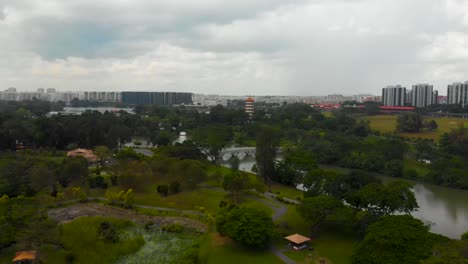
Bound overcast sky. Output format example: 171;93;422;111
1;0;468;95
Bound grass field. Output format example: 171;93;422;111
42;217;144;264
277;206;357;264
133;188;228;213
270;183;304;201
199;233;283;264
365;115;468;140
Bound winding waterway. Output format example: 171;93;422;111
224;156;468;239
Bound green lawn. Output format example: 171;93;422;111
365;115;468;140
199;233;283;264
276;206;357;264
270;183;304;201
41;217;144;264
403;157;430;179
133;188;228;213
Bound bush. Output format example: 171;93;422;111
99;221;119;243
461;231;468;240
162;223;184;233
404;169;419;179
216;206;274;249
88;176;108;189
105;189;134;208
169;181;181;194
157;185;169;196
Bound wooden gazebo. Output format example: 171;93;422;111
284;233;311;251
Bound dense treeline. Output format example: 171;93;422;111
1;100;467;189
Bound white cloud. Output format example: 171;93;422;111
0;0;467;95
0;43;290;95
420;32;468;61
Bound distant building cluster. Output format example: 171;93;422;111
121;91;193;105
0;88;193;106
0;87;80;103
381;81;468;107
447;82;468;107
382;84;438;107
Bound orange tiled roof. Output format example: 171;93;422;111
284;234;311;244
246;97;255;103
13;251;37;262
67;148;98;162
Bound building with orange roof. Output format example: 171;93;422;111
284;233;311;250
12;250;37;264
67;148;98;165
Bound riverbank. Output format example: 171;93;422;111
320;165;468;239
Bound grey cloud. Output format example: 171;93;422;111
1;0;468;95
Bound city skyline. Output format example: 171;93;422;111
1;1;468;95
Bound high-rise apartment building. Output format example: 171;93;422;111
411;84;434;108
381;85;406;106
447;82;468;106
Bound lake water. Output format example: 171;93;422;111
228;157;468;239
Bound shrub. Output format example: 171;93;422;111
88;176;108;189
216;206;274;249
169;181;181;194
105;189;134;208
157;185;169;196
461;231;468;240
404;169;419;179
162;223;184;233
99;221;119;243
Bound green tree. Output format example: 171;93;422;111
216;206;274;249
426;119;439;131
421;239;468;264
274;159;302;186
29;163;54;193
192;125;232;164
352;215;435;264
302;169;339;197
356;181;418;217
222;172;250;204
255;125;280;189
230;156;240;172
59;157;89;187
397;112;424;133
94;145;112;170
297;195;344;229
461;231;468;240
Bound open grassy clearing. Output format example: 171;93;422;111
133;188;227;213
41;216;202;264
199;232;284;264
41;217;145;264
365;115;468;140
270;183;304;201
276;206;357;264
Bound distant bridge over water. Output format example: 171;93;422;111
220;147;282;161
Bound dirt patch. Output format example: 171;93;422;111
211;232;232;246
48;203;207;232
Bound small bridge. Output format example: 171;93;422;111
220;147;282;161
221;147;257;161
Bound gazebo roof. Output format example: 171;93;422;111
284;233;311;244
13;251;37;262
